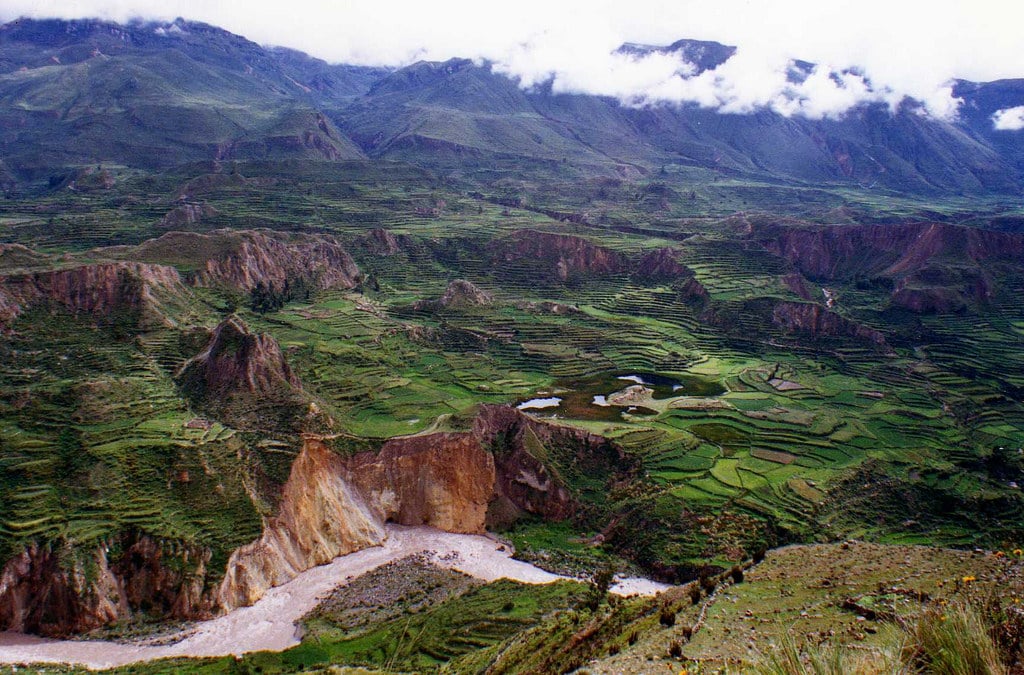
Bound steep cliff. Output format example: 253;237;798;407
474;404;632;523
129;229;360;294
217;405;628;613
217;438;385;610
490;230;628;282
634;247;709;300
0;535;214;637
771;301;886;346
0;261;186;329
754;221;1024;281
345;433;496;532
219;432;496;609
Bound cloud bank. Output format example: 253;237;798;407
2;0;1023;123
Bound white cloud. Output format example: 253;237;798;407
1;0;1022;121
992;106;1024;131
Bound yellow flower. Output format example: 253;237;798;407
962;575;976;583
1014;548;1023;556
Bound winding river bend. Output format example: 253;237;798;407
0;525;669;670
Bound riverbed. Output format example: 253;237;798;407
0;524;670;670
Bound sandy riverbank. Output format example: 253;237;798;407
0;524;670;670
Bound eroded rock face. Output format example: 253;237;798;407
754;221;1024;280
414;279;493;311
491;230;628;281
346;433;496;533
217;438;386;610
0;535;213;637
129;229;360;294
178;316;300;401
158;202;219;229
634;248;709;300
177;316;306;431
474;404;624;523
0;262;185;328
217;405;622;614
218;432;496;610
771;301;886;345
635;247;691;280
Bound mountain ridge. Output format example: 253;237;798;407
0;17;1021;194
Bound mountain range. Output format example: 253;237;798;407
1;17;1023;195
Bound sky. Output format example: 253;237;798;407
2;0;1024;124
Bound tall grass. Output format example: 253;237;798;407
903;601;1006;675
753;598;1018;675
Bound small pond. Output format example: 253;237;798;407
517;372;725;421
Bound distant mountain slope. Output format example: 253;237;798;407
0;18;381;178
340;54;1021;193
0;18;1022;195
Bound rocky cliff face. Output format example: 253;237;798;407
771;301;886;345
218;431;496;609
176;316;307;431
129;229;360;294
755;221;1024;280
217;405;622;613
0;261;185;329
490;230;628;281
0;535;214;637
634;248;709;301
0;404;625;631
217;438;386;610
754;221;1023;313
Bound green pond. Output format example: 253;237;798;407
517;372;726;421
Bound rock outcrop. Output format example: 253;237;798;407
473;404;628;523
634;248;709;300
158;202;219;229
752;221;1024;313
634;247;691;281
754;221;1024;281
219;432;496;609
360;228;405;255
771;302;886;346
490;230;628;282
0;261;185;328
129;229;360;294
217;438;386;610
414;279;493;311
0;535;214;637
176;316;307;430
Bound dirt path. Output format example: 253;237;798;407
0;525;669;670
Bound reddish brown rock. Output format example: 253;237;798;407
491;230;628;281
755;221;1024;281
0;261;185;328
0;535;213;638
129;229;360;294
217;438;386;610
346;433;496;533
158;202;219;229
771;301;885;345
